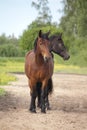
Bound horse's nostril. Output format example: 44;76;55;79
67;55;70;59
44;57;48;62
44;56;50;62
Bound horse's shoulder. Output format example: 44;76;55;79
25;49;34;58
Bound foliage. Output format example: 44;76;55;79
32;0;52;24
0;44;22;57
59;0;87;67
0;34;25;57
20;22;63;51
60;0;87;37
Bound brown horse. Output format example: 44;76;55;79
25;30;54;113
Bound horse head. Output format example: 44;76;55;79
34;30;51;62
50;33;70;60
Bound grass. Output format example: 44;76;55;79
54;64;87;75
0;57;24;95
54;54;87;74
0;73;16;85
0;57;24;85
0;57;24;73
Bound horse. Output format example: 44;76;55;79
36;31;70;109
25;30;54;113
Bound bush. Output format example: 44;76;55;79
20;23;63;51
0;44;25;57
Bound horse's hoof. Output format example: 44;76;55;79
29;108;36;113
41;109;46;113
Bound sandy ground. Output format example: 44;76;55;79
0;73;87;130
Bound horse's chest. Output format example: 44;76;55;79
37;64;53;80
29;60;53;81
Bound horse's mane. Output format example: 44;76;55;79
49;33;62;41
49;35;56;41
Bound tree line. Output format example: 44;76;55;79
0;34;24;57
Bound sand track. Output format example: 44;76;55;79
0;73;87;130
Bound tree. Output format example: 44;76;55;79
20;22;62;51
0;34;24;57
32;0;52;24
0;34;8;45
60;0;87;37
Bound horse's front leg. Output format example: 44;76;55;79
30;90;37;113
29;81;37;113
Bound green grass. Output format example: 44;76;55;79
54;64;87;75
0;73;16;85
0;57;24;85
0;57;24;73
54;54;87;74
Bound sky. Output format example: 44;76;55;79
0;0;63;38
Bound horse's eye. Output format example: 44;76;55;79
58;38;61;41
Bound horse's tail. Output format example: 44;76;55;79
36;82;42;96
47;78;53;94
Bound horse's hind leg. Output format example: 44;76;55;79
45;94;51;110
29;88;37;113
45;78;53;110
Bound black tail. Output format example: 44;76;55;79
47;78;53;94
36;78;53;96
36;82;42;96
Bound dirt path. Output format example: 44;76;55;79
0;73;87;130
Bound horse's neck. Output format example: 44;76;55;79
35;52;44;65
49;40;53;52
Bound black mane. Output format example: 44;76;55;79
49;33;62;41
49;35;56;41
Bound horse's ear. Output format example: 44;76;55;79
39;30;42;38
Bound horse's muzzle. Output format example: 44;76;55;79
44;56;50;63
63;55;70;60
